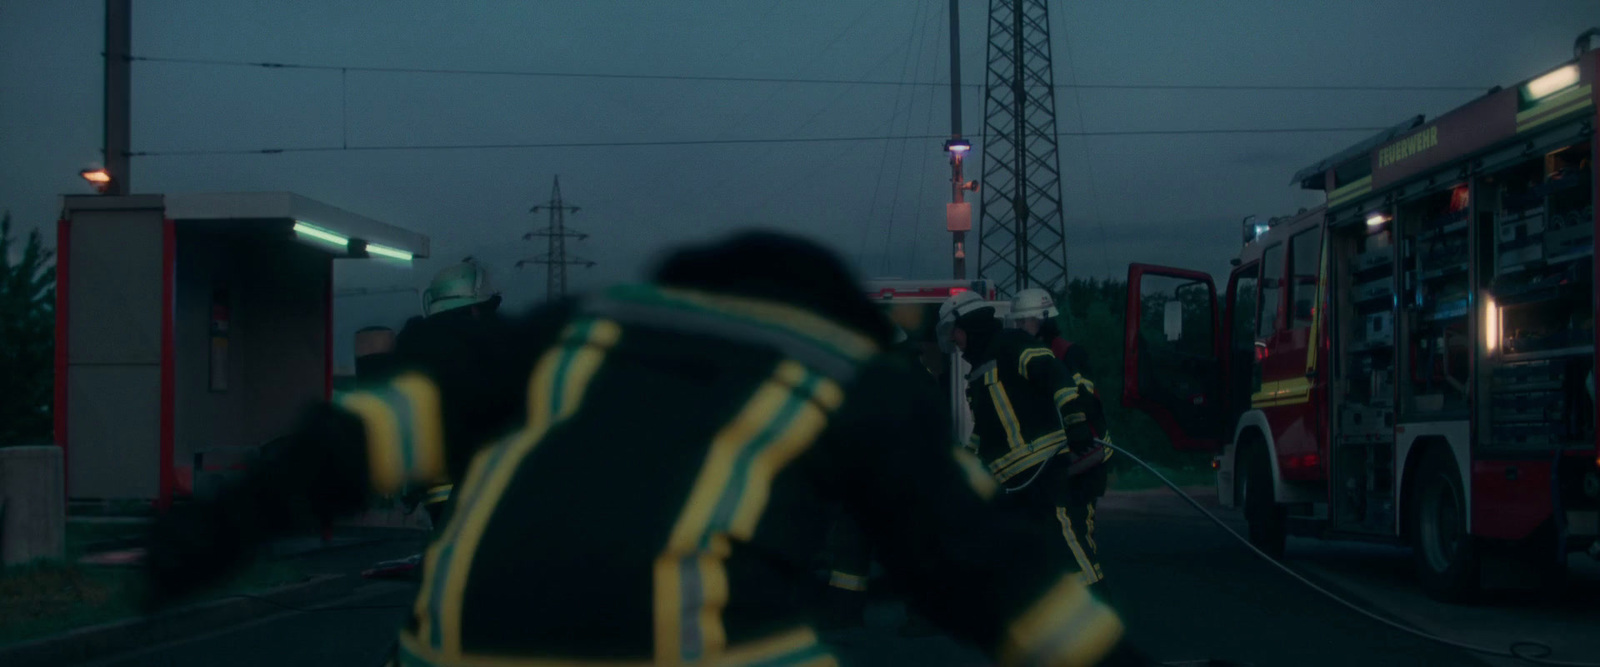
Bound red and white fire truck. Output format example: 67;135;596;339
1122;35;1600;601
865;279;1005;446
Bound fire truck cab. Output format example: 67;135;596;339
864;279;1006;447
1122;36;1600;602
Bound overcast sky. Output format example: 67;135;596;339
4;1;1599;367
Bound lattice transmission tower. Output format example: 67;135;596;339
976;0;1070;297
516;175;595;300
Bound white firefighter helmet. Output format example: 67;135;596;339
1010;288;1059;322
937;290;991;353
422;258;501;317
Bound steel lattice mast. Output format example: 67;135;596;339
976;0;1069;297
516;175;595;300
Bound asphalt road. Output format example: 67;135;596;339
79;489;1600;667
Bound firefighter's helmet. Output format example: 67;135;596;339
937;290;991;353
423;259;502;317
1010;288;1059;323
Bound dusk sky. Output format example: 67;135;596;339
4;1;1598;368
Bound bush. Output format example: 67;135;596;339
1058;279;1212;474
0;212;55;447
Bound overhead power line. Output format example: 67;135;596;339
128;54;1487;93
127;127;1393;157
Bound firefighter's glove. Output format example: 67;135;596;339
1065;421;1097;454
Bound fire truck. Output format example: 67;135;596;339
1121;33;1600;602
864;279;1005;446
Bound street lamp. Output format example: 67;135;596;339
80;168;113;194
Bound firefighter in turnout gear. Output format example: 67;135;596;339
1010;288;1115;587
1012;288;1092;376
402;258;504;535
816;325;933;633
942;290;1111;588
142;232;1153;667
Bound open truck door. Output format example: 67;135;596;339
1123;263;1226;450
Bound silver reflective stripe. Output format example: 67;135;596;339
968;360;996;383
582;298;859;383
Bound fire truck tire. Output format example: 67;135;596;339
1242;442;1286;559
1408;446;1480;603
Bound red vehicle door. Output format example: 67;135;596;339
1254;227;1328;480
1123;264;1225;450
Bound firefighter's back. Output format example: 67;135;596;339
403;283;885;665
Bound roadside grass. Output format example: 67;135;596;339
0;522;307;646
1109;464;1217;492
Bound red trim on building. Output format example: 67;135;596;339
158;219;177;510
54;219;71;499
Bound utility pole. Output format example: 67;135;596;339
103;0;132;194
516;176;595;301
976;0;1069;298
944;0;979;280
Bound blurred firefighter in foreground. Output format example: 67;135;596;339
944;290;1112;589
143;231;1151;667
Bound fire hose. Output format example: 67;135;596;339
223;441;1595;667
1099;439;1600;667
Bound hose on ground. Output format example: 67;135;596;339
1098;439;1598;667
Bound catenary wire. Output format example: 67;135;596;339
128;54;1488;93
128;127;1396;157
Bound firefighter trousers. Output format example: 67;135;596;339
1000;460;1107;587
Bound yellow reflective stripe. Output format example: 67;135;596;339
396;626;834;667
729;366;839;539
1085;505;1099;553
1516;84;1592;122
1327;175;1372;207
654;361;838;664
828;571;869;592
394;374;447;484
1018;347;1052;379
422;319;620;657
954;447;999;500
986;431;1068;483
340;373;446;497
342;393;406;496
1070;373;1095;395
720;627;835;667
998;574;1124;667
1517;96;1594;133
413;439;501;650
987;369;1027;451
1056;507;1101;586
1250;376;1313;406
1306;235;1328;375
1054;386;1079;409
425;485;453;505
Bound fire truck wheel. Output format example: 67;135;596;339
1242;442;1286;559
1408;446;1480;603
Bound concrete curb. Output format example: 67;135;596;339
0;573;358;667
